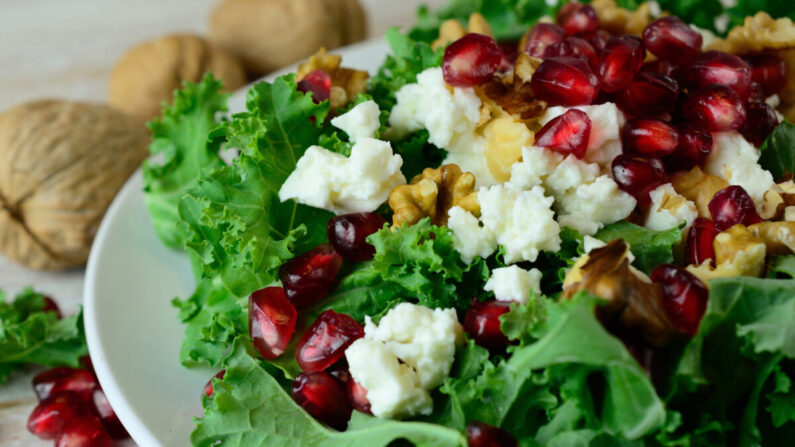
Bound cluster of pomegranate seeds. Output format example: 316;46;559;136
34;367;97;402
202;370;226;398
29;391;89;440
534;109;592;158
685;218;720;267
651;264;709;336
682;85;747;131
326;212;386;261
442;33;503;87
466;421;518;447
622;119;680;157
556;2;599;36
741;101;780;146
611;154;666;207
663;124;713;172
297;69;331;104
708;185;762;231
249;286;298;359
525;23;566;57
279;244;343;308
642;17;702;65
463;299;513;352
291;371;353;430
295;310;364;372
531;57;600;106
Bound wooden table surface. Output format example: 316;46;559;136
0;0;444;444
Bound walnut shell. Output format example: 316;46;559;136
108;34;247;122
209;0;367;78
0;100;148;270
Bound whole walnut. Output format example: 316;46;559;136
209;0;367;78
0;101;149;270
108;34;247;122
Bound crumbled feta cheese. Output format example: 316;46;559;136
444;139;498;187
479;184;561;263
583;235;606;253
705;131;775;210
509;146;562;189
447;206;497;264
584;139;623;170
330;100;381;143
346;303;463;419
645;183;698;231
541;103;626;154
557;175;637;235
766;94;781;108
545;154;601;196
278;137;406;214
484;265;542;305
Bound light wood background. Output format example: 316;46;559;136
0;0;445;444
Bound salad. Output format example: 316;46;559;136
142;1;795;446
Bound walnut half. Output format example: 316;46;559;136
389;164;479;227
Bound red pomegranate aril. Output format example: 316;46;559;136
202;370;226;398
682;85;747;131
640;59;676;77
347;378;372;414
33;367;97;402
327;212;386;261
544;36;599;69
90;389;129;439
740;101;779;147
530;57;600;106
685;218;719;267
55;416;110;447
598;36;645;92
611;154;666;207
442;33;502;87
651;264;709;336
524;23;566;58
297;70;331;104
584;29;611;53
79;356;96;379
744;54;787;96
292;371;352;430
296;310;364;372
535;109;591;159
687;51;752;96
622;119;680;157
745;81;765;103
249;287;298;359
466;421;518;447
664;124;713;172
556;2;599;36
708;185;762;231
642;17;702;65
43;296;62;319
28;391;89;440
280;244;343;308
464;299;512;351
615;71;679;117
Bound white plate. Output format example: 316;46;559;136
84;38;389;446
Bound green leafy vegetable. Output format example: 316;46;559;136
767;255;795;278
595;222;681;273
391;130;446;180
759;120;795;182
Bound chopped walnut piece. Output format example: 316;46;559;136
296;48;368;109
467;13;493;38
591;0;654;36
563;239;682;347
748;221;795;254
432;12;494;50
786;206;795;222
389;164;479;227
671;167;730;217
482;114;535;183
758;181;795;220
475;75;547;128
513;53;543;84
687;224;767;282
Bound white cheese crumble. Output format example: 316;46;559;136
705;131;775;211
278;137;406;214
644;183;698;231
345;303;463;419
583;235;607;253
446;206;497;264
484;265;542;305
330;100;381;143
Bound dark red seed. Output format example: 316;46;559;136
531;57;600;106
524;23;566;58
584;29;611;53
743;54;787;96
622;119;680;157
28;391;89;440
740;101;779;147
535;109;591;159
685;218;720;267
33;367;97;402
682;85;747;131
291;371;352;430
79;356;96;379
598;36;645;92
556;2;599;36
442;33;503;87
296;310;364;372
687;51;752;96
297;70;331;104
249;287;298;359
708;185;762;231
466;421;518;447
90;389;129;440
745;81;765;103
642;17;702;65
640;59;676;77
347;378;372;415
202;370;226;398
326;212;386;261
663;124;713;172
280;244;343;308
328;366;350;387
615;71;679;117
544;36;599;69
464;299;512;352
42;296;62;319
611;154;667;207
55;416;110;447
651;264;709;336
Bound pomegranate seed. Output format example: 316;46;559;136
291;371;352;430
90;389;129;439
708;185;762;231
685;218;719;267
642;17;702;65
622;119;680;157
327;365;350;386
544;36;599;69
682;85;747;131
598;36;645;92
556;2;599;36
326;212;386;261
296;310;364;372
497;41;518;72
442;33;502;87
651;264;709;336
347;378;372;414
79;356;96;379
466;421;518;447
611;154;666;207
743;54;787;96
615;71;679;117
663;124;713;172
740;101;779;146
55;416;110;447
531;57;600;106
464;299;512;352
535;109;591;159
744;81;765;103
28;391;89;440
279;244;343;308
640;59;676;77
33;367;97;402
686;51;752;96
42;296;62;319
524;23;566;58
584;30;611;53
202;370;226;398
248;287;297;359
297;70;331;104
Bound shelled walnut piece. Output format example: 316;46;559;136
758;181;795;220
389;164;479;227
671;167;730;217
432;12;494;49
0;101;148;269
591;0;654;37
296;48;369;110
687;225;767;282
